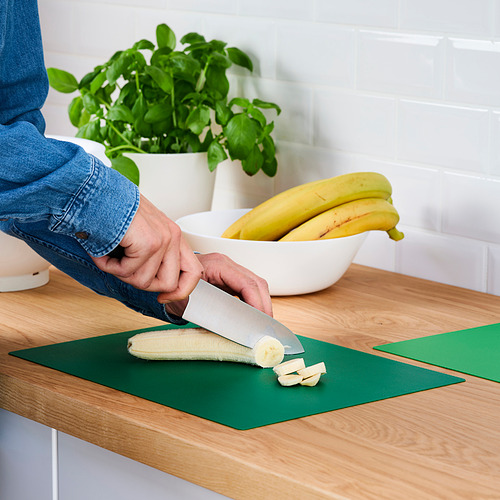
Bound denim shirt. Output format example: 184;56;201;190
0;0;183;323
0;0;139;257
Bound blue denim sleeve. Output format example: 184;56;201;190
0;0;186;324
0;0;139;257
0;123;140;257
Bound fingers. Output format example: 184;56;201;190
195;252;273;317
91;195;202;299
156;239;204;303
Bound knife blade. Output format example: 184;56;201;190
181;279;304;355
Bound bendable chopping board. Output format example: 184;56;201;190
10;324;464;430
374;322;500;383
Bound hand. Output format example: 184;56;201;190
162;252;273;318
91;195;203;300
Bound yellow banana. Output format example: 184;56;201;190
233;172;392;241
279;198;404;241
221;178;325;239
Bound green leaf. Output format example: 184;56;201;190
116;81;137;107
261;156;278;177
186;105;211;135
150;46;173;67
180;32;206;45
210;52;232;69
89;71;107;94
224;114;259;160
229;97;250;109
102;83;116;103
47;68;78;93
185;132;202;152
205;65;229;99
183;41;208;52
156;23;176;50
227;47;253;72
249;107;266;127
132;94;153;137
152;119;172;136
181;92;203;105
207;140;227;172
108;51;122;64
145;66;173;93
261;134;275;159
78;109;91;128
215;100;232;126
68;96;84;127
209;39;227;52
263;121;274;135
133;39;155;51
106;52;133;85
144;102;172;123
253;98;281;115
241;144;263;176
107;104;134;123
111;156;140;186
76;119;101;142
79;67;103;90
82;93;100;114
169;53;200;84
132;50;147;70
200;128;214;151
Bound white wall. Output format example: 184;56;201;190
38;0;500;296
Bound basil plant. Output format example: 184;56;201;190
47;23;281;185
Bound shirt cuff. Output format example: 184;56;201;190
50;155;140;257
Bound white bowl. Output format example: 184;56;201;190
0;232;50;292
176;209;367;296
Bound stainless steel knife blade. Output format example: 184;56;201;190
181;280;304;355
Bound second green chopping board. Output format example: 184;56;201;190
10;324;464;430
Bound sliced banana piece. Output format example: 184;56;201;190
273;358;306;377
278;374;303;387
298;362;326;379
300;373;321;387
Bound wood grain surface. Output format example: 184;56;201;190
1;265;500;499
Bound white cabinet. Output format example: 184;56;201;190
0;408;53;500
0;409;228;500
58;431;229;500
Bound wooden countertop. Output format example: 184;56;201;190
1;265;500;499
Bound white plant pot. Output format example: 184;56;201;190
125;152;216;222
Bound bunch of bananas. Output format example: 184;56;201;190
221;171;404;242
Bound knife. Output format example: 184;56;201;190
181;280;304;355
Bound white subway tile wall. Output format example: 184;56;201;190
38;0;500;296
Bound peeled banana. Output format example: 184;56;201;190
279;198;404;242
226;172;392;241
127;328;285;368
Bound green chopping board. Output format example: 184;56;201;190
374;322;500;383
10;324;464;430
